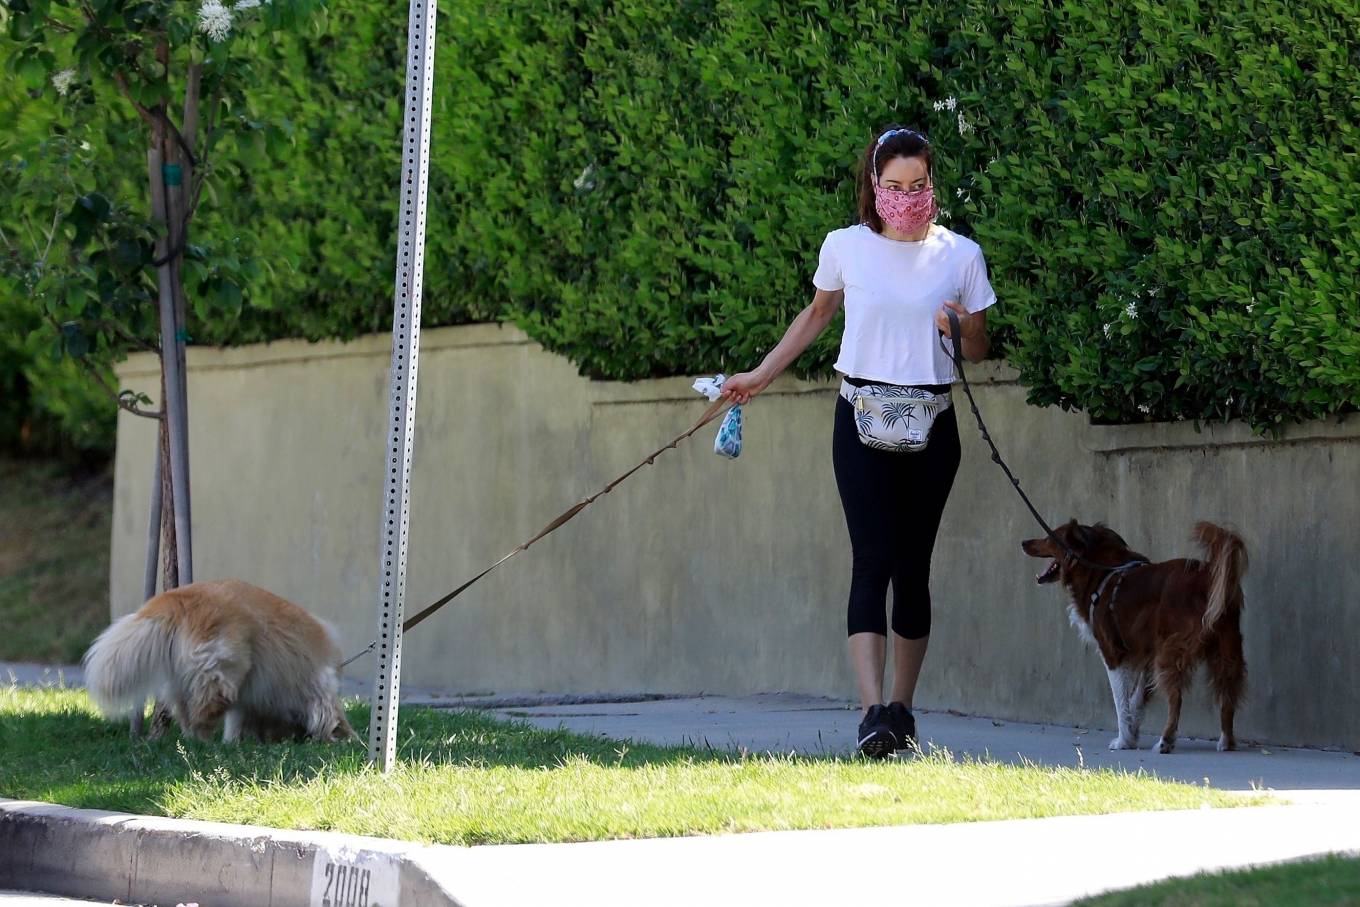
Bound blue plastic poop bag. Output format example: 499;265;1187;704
692;375;743;459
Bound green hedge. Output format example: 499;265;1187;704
5;0;1358;442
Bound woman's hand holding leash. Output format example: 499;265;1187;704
721;370;771;405
934;299;981;339
935;299;990;364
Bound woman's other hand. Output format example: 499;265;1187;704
934;299;984;340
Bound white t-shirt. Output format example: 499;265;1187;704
812;222;997;386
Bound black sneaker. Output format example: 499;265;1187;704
857;704;896;758
886;702;917;751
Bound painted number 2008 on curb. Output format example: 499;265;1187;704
311;850;399;907
323;862;371;907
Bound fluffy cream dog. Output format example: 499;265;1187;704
84;580;357;743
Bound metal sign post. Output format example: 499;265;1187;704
369;0;438;770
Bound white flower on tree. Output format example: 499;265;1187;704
51;68;76;96
197;0;234;41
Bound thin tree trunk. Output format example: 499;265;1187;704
149;143;192;586
165;160;193;584
157;370;178;591
143;432;162;601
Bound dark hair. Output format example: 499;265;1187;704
856;126;934;233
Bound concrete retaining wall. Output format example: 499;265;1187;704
110;323;1360;748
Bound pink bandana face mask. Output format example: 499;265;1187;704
873;182;936;235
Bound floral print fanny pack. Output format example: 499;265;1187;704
839;379;952;452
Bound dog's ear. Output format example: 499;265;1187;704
1106;527;1131;549
1071;523;1098;554
1089;522;1133;555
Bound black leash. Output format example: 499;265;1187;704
941;311;1138;574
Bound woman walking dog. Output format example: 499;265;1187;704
722;126;996;757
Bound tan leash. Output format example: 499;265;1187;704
342;395;733;667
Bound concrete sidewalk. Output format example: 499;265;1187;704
422;804;1360;907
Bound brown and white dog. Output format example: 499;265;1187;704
1021;521;1248;754
83;580;358;744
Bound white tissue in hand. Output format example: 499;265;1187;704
692;374;726;402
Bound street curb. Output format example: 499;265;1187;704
0;799;460;907
6;797;1360;907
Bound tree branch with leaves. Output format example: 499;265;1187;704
2;0;322;590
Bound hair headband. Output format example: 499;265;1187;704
876;127;928;146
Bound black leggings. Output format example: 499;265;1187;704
832;393;961;639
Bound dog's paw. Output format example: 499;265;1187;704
1217;733;1236;752
1108;736;1138;751
1155;736;1175;754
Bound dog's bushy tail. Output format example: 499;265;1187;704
1194;522;1248;630
82;613;174;718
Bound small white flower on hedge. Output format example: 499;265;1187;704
1102;322;1113;338
1125;301;1138;319
957;112;974;136
1138;404;1151;414
933;96;958;112
572;164;596;191
198;0;234;41
51;69;76;96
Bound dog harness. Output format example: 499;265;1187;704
1088;559;1149;653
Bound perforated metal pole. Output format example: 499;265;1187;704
369;0;438;770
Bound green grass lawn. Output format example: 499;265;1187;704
2;685;1262;846
1072;855;1360;906
0;457;112;664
